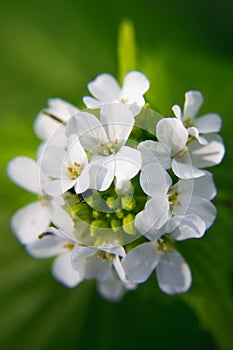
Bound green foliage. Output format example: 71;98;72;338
117;19;136;82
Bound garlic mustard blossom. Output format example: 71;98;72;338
135;144;217;240
122;241;192;295
139;118;225;179
83;71;150;116
7;156;73;244
34;98;79;142
27;227;82;288
66;103;142;190
41;135;90;196
172;90;222;144
71;244;126;284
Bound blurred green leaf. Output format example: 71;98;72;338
117;19;136;82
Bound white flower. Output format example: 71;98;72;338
83;71;150;116
7;156;74;244
122;240;192;295
34;98;79;143
172;90;222;144
41;135;90;196
139;117;225;179
135;145;217;239
71;243;126;284
27;227;82;288
66;103;142;190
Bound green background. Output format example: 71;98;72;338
0;1;233;349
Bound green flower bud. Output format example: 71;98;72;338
115;210;124;219
110;218;122;231
121;196;135;211
122;213;136;234
90;219;108;236
106;196;120;210
92;209;103;219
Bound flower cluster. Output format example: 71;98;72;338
7;71;225;301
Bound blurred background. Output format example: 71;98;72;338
0;0;233;349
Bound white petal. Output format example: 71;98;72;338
43;178;75;197
134;211;165;240
66;112;108;153
67;135;88;165
136;197;170;233
97;278;126;301
188;196;217;229
167;214;206;240
114;146;141;180
47;98;79;119
183;90;203;119
37;124;67;149
74;166;90;194
140;162;172;197
145;197;171;230
172;154;205;179
7;157;45;194
71;245;97;267
48;200;74;231
41;146;68;178
156;249;192;294
114;179;131;192
122;242;161;283
34;112;65;142
192;171;217;200
34;98;78;141
98;244;126;257
195;113;222;133
172;104;182;119
138;141;171;169
113;256;127;282
121;71;150;99
89;155;115;191
100;103;134;144
87;73;121;101
127;97;145;116
11;202;50;244
26;232;69;258
52;252;84;288
173;172;216;200
84;254;112;282
189;134;225;168
83;96;104;109
187;127;208;145
156;118;188;156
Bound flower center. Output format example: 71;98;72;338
67;161;83;179
97;251;114;262
119;97;127;103
183;117;196;128
99;139;120;156
155;237;172;253
175;146;189;158
168;189;181;211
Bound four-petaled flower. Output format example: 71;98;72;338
83;70;150;116
138;117;225;179
41;135;90;196
172;90;222;144
66;103;142;190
